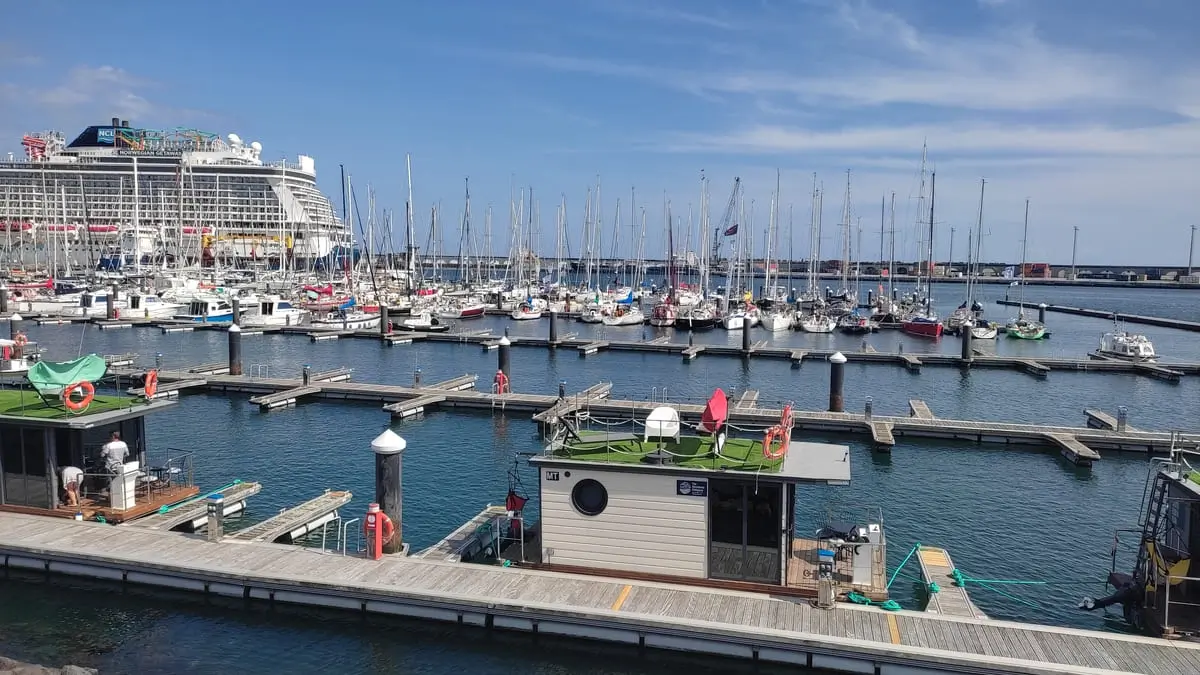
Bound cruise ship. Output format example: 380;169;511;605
0;117;349;274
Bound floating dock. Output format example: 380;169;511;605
916;546;989;620
414;505;509;562
2;512;1198;675
995;299;1200;333
126;481;263;532
228;490;351;544
108;366;1198;465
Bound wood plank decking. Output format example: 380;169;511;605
2;512;1198;675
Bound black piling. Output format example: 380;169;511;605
549;310;558;346
106;283;118;320
828;351;846;413
227;323;243;376
960;325;973;365
741;321;751;356
1038;303;1047;324
381;305;390;335
8;313;21;340
0;284;8;314
231;296;241;327
371;429;407;554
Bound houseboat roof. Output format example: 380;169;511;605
536;431;851;484
0;389;175;429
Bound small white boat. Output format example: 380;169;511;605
601;305;643;326
174;298;235;323
578;305;606;323
759;309;794;332
510;303;543;321
649;303;677;327
126;294;184;319
970;319;999;340
437;301;487;320
798;313;836;333
310;309;381;330
397;311;447;332
1097;329;1156;362
242;296;309;327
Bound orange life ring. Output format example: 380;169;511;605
144;369;159;398
63;381;95;412
364;511;396;545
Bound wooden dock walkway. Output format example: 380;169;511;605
128;378;208;400
414;505;508;562
187;362;229;375
1084;408;1136;432
900;354;922;372
917;546;988;620
228;490;352;544
309;367;354;383
577;340;608;356
425;374;478;391
681;345;705;361
383;394;447;419
1045;433;1102;463
3;512;1198;675
249;385;323;411
995;299;1200;333
869;421;895;448
531;382;614;425
908;399;934;419
126;481;263;532
735;390;760;409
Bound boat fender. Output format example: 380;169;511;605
144;370;159;399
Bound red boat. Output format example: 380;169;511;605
901;315;943;338
699;388;728;434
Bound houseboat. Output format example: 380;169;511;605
445;390;888;600
0;356;198;523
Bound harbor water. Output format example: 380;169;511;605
1;284;1197;673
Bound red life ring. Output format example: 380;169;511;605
63;381;95;412
494;370;510;394
364;511;395;545
764;424;787;460
144;369;159;398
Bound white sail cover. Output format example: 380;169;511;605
644;406;681;442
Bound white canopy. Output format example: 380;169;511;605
644;406;681;443
0;338;14;348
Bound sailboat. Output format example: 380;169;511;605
901;170;943;338
650;204;678;327
1005;199;1046;340
759;172;794;332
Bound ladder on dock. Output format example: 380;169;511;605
383;394;447;419
228;490;352;544
908;399;934;419
425;374;478;391
249;386;323;411
916;546;988;619
126;481;262;532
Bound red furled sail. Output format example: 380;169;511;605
699;388;728;434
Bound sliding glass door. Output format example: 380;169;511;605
708;479;781;583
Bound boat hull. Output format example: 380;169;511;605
901;319;943;338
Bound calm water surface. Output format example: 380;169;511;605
1;284;1197;672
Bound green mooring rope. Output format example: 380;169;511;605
950;568;1042;609
848;591;902;611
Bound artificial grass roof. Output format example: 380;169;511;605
0;388;143;420
554;430;784;472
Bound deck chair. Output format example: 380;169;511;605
25;354;108;409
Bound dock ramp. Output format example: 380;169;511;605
228;490;352;544
126;481;262;532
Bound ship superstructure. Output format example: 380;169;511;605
1;117;348;274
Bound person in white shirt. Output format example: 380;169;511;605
101;432;129;475
61;466;83;506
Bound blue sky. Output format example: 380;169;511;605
2;0;1197;265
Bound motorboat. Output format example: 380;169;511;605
1096;329;1156;362
241;296;309;327
397;310;448;332
438;301;487;320
173;297;236;323
798;312;836;333
125;294;184;319
838;312;876;334
601;305;644;326
578;305;606;323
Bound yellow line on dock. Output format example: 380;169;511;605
611;584;633;611
887;614;901;644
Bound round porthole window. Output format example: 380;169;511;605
571;478;608;516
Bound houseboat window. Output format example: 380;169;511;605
571;479;608;516
0;427;52;509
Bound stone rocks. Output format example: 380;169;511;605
0;656;97;675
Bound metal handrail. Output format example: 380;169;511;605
1163;572;1200;633
340;517;361;556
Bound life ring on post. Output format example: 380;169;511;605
12;332;27;357
494;369;510;394
63;381;95;413
144;369;159;399
364;510;396;545
764;404;795;460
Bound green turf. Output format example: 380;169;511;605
0;388;143;420
555;431;784;472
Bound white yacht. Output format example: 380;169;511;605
601;305;643;326
242;296;309;327
798;313;837;333
1096;328;1157;362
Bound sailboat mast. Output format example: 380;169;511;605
970;178;986;303
405;153;415;289
926;171;936;307
1018;198;1030;313
888;192;896;300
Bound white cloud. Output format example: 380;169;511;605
32;66;156;120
